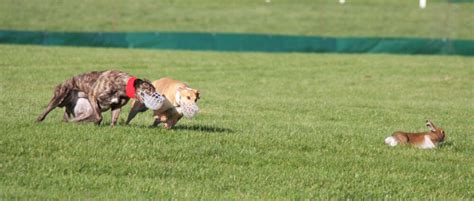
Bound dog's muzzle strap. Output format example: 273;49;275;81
142;92;165;110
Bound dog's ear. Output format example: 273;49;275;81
133;79;144;88
135;78;156;92
193;89;200;100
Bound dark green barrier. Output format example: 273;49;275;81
1;30;473;56
449;0;474;2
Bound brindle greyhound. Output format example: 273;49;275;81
36;70;160;126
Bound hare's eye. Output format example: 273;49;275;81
187;96;191;100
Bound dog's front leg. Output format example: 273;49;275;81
125;101;147;125
110;106;121;127
151;118;161;127
70;109;95;123
165;117;180;129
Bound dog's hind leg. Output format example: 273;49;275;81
70;113;97;123
36;104;56;122
70;100;95;123
36;84;70;122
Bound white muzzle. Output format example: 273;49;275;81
141;92;164;110
178;102;199;118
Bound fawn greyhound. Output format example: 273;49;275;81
126;77;200;129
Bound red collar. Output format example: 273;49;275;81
126;77;137;98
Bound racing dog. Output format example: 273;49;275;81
126;77;200;129
37;70;164;126
384;120;446;149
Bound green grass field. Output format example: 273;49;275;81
1;44;473;199
1;0;474;199
1;0;473;39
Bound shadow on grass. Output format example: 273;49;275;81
173;124;235;134
122;122;235;134
437;141;453;148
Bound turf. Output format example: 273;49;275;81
0;0;473;39
0;44;473;199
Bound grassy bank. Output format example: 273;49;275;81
1;0;473;39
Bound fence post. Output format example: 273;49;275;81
420;0;426;9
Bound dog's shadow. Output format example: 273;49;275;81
171;124;235;134
126;123;235;134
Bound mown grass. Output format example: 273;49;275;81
0;0;473;39
0;44;473;199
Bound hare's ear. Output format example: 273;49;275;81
426;120;437;132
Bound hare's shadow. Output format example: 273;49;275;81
437;141;453;148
